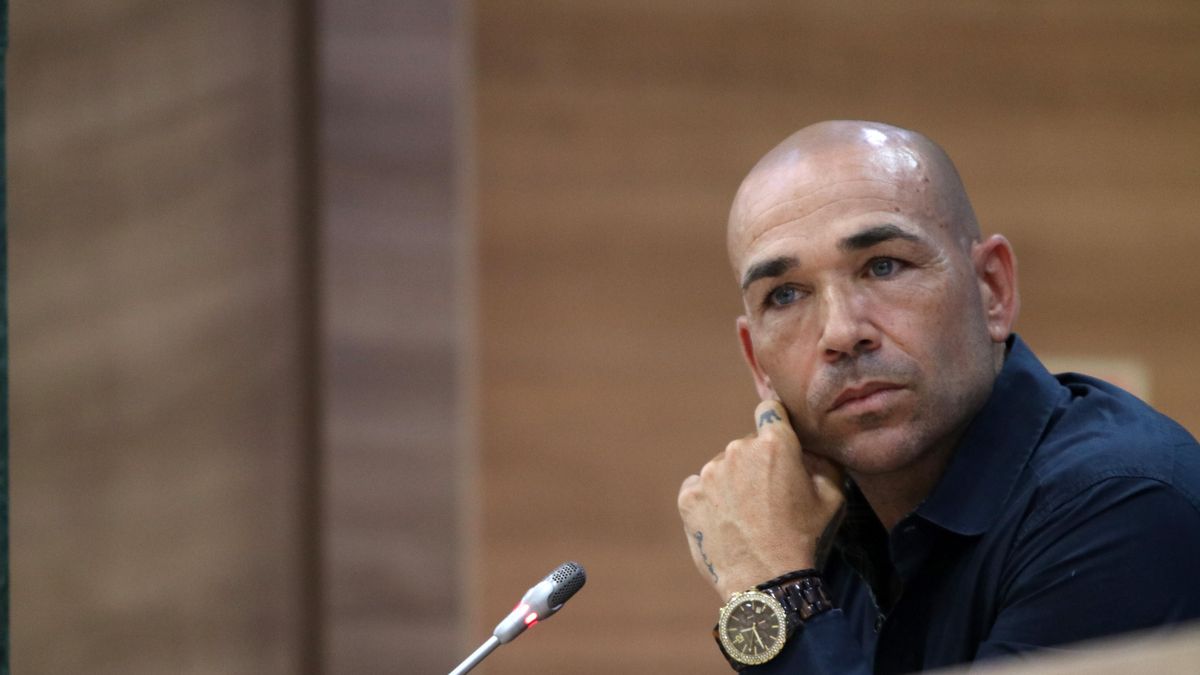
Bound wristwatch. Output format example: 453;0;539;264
716;589;789;667
714;573;834;670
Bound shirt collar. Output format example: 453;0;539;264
914;334;1062;536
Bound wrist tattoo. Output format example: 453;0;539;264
693;530;719;583
757;409;782;428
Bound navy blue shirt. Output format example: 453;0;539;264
750;335;1200;674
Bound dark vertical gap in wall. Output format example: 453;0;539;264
293;0;324;672
0;1;8;673
451;0;475;651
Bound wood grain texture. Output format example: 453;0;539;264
317;0;468;673
8;2;306;673
474;2;1200;673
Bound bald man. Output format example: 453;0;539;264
678;121;1200;673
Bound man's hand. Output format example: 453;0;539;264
678;400;845;599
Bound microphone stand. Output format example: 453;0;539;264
446;561;585;674
448;636;500;675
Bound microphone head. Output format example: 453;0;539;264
548;561;587;607
493;561;588;644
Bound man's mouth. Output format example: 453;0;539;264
828;382;905;413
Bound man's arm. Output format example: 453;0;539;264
745;471;1200;674
739;609;872;675
678;400;855;671
974;473;1200;663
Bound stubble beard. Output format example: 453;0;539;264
791;353;942;475
819;355;994;478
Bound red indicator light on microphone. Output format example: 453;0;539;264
524;611;539;626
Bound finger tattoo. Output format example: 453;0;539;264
757;408;782;428
694;530;719;583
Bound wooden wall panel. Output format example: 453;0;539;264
8;2;306;673
475;2;1200;673
317;1;468;673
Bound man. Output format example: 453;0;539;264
677;120;1200;673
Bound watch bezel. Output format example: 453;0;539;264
716;589;789;666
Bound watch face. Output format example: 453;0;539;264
718;590;788;665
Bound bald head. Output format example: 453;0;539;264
725;120;1020;491
727;121;980;277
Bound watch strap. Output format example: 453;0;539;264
761;574;834;622
712;574;835;671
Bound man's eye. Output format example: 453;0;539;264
767;286;801;307
868;258;900;278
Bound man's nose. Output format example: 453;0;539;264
817;285;880;362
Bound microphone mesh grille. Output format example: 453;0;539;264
548;561;587;606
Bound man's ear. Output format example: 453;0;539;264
737;316;779;401
972;234;1020;343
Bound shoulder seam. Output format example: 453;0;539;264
1021;472;1200;540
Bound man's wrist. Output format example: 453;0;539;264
713;570;835;671
756;568;818;590
716;552;819;597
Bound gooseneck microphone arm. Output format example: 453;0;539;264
448;636;500;675
447;561;587;675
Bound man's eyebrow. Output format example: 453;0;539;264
839;224;923;252
741;256;798;291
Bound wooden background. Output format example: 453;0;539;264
7;0;468;673
8;2;310;673
474;1;1200;674
6;1;1200;674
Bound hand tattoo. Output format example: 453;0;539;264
694;530;719;583
757;408;782;428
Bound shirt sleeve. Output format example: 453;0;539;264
974;475;1200;663
744;609;872;675
740;475;1200;673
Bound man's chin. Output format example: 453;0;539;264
817;425;926;476
845;409;893;430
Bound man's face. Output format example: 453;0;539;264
732;146;999;477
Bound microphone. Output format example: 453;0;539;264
448;561;587;675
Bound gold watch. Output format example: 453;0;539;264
715;589;789;667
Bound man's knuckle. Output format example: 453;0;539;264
677;487;696;508
751;436;779;454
